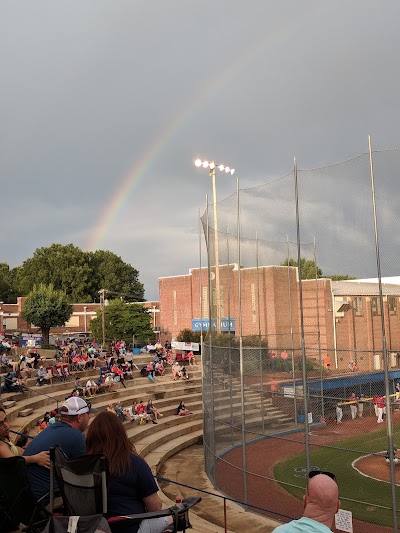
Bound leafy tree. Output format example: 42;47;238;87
0;263;19;303
21;284;73;345
90;300;153;344
328;274;357;281
87;250;144;302
14;244;145;303
281;258;322;279
16;244;93;302
176;329;201;343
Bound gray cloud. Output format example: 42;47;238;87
1;0;400;300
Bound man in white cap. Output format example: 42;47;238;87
23;396;90;503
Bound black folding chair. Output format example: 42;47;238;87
0;456;51;533
49;446;108;516
49;446;201;532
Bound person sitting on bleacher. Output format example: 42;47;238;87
3;372;25;393
19;355;33;378
180;365;189;380
85;378;98;397
187;351;197;366
136;399;151;424
73;377;86;396
1;353;13;370
172;361;182;381
176;400;192;416
104;373;116;392
36;366;50;386
155;360;165;376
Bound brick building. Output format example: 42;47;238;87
0;299;159;338
158;266;400;371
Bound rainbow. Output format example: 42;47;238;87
86;3;328;251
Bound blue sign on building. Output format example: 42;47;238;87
192;318;235;332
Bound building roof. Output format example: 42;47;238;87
332;280;400;296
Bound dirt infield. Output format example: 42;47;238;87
215;414;395;532
355;453;400;484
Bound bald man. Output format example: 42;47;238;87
272;473;340;532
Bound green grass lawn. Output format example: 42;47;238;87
274;426;400;527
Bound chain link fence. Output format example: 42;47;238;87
200;146;400;531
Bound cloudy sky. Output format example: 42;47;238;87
1;1;400;300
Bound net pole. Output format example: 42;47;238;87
314;238;324;421
236;176;248;506
286;235;298;424
211;167;222;334
198;209;203;358
368;135;398;530
206;195;216;482
256;231;265;433
226;227;234;445
294;158;311;474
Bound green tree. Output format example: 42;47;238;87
16;244;93;302
328;274;357;281
14;244;145;303
176;328;201;343
90;300;153;344
0;263;19;303
21;284;73;345
87;250;144;302
281;258;323;279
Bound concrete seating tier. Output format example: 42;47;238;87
4;356;279;532
10;371;203;435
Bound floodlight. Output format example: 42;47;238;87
203;161;209;168
209;162;215;169
218;164;225;172
194;159;202;167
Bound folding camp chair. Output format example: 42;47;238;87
49;446;201;532
0;456;51;533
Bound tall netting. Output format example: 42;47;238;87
200;147;400;531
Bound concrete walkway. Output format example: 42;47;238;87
159;442;279;533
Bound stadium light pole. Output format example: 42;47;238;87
194;159;235;334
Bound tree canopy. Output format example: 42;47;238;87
90;299;153;344
21;284;73;345
176;328;201;343
0;263;19;303
281;258;355;281
281;258;323;279
1;244;145;303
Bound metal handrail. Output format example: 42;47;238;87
155;474;291;532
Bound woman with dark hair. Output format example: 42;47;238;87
0;406;49;467
176;401;191;417
86;411;172;533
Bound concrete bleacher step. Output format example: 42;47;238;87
11;374;204;436
19;408;33;417
130;416;203;457
2;400;16;408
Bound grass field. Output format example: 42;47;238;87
274;426;400;527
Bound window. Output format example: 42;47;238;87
371;297;381;316
389;296;397;315
354;297;363;317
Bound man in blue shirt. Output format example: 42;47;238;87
23;396;90;503
272;472;340;532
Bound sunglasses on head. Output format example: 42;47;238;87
308;470;337;482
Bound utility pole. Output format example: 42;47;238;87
100;289;106;347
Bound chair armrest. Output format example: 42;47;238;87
107;496;202;523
